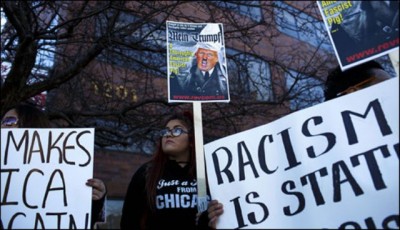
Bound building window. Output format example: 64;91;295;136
274;1;333;51
95;12;167;76
227;48;273;102
1;8;57;78
212;1;263;22
285;70;324;111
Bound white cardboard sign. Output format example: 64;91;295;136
1;128;94;229
205;78;399;229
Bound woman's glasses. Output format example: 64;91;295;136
1;116;19;127
160;127;189;137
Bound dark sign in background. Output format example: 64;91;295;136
317;1;399;70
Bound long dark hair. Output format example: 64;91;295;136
14;103;52;128
145;111;196;211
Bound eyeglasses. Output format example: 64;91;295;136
160;127;189;137
337;76;375;97
1;116;19;127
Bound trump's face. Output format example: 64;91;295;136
195;48;218;72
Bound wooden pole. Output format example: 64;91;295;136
193;101;208;213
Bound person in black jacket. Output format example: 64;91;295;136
120;111;223;229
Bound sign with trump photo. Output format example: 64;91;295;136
166;21;230;103
204;78;399;229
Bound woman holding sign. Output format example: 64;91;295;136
120;111;223;229
1;102;107;229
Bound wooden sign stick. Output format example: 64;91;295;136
193;101;208;213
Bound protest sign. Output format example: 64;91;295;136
204;77;399;229
166;21;230;103
1;128;94;229
166;21;231;212
316;1;399;70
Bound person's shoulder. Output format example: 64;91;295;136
138;160;152;171
129;161;152;183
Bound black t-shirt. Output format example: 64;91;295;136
121;160;202;230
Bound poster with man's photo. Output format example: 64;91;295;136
166;21;230;103
317;1;399;70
